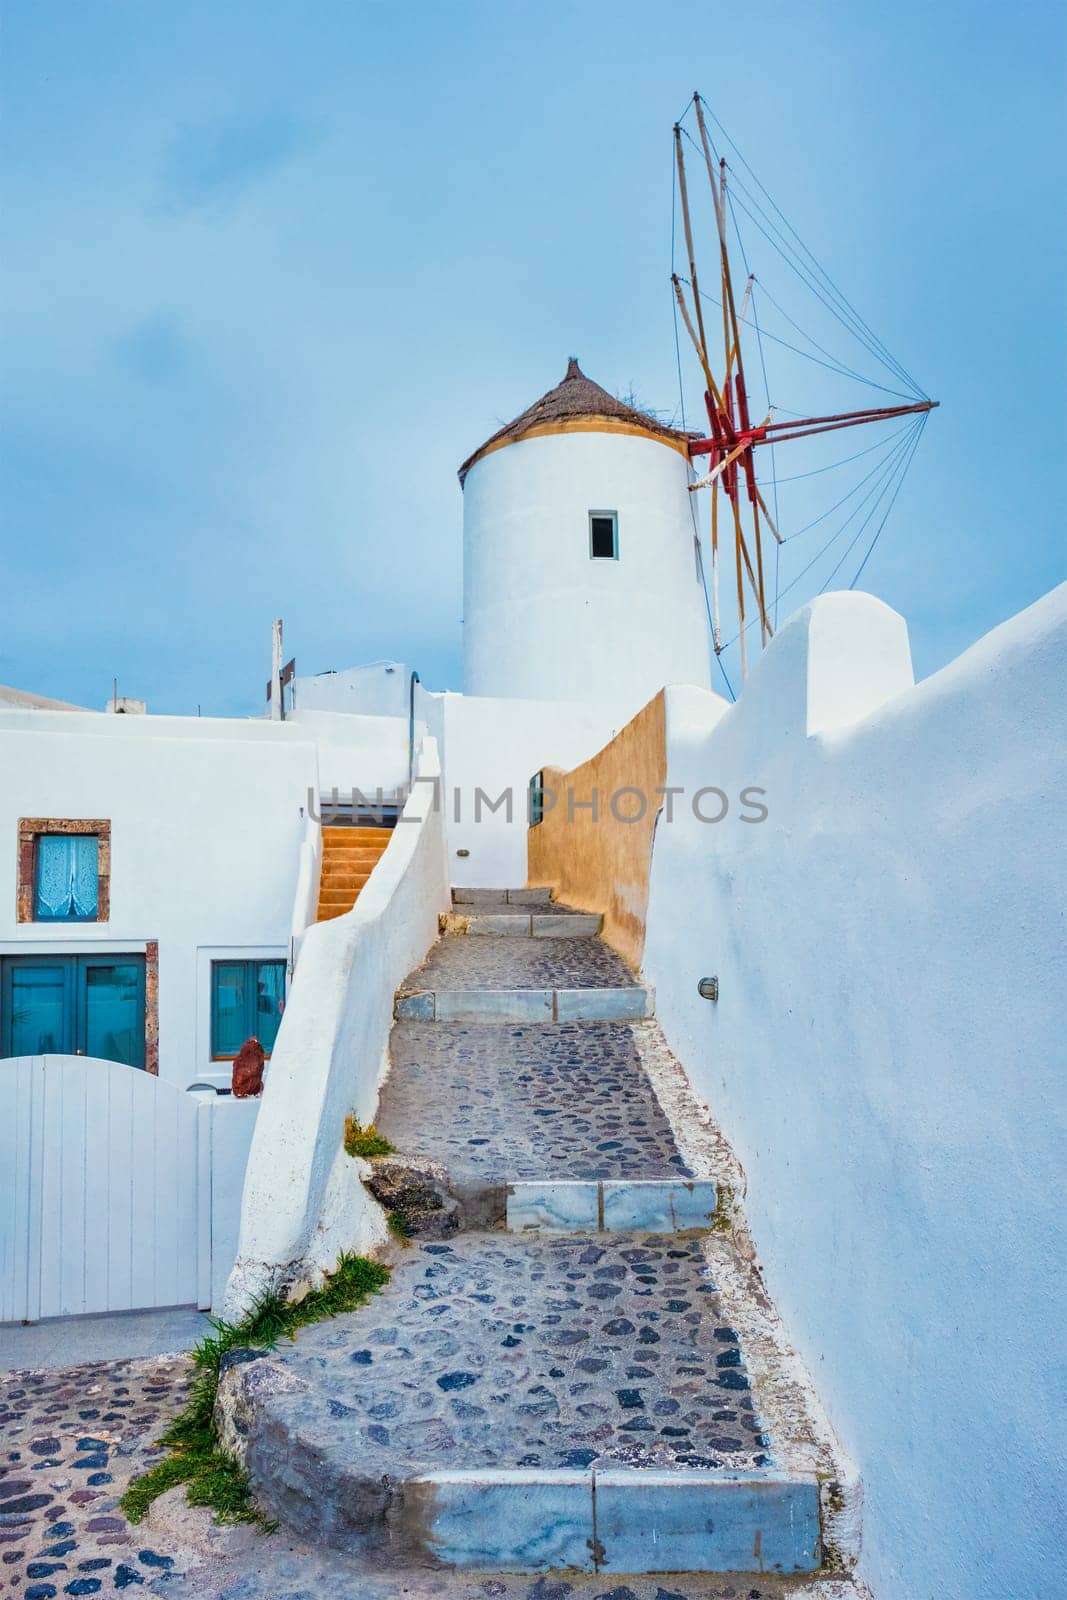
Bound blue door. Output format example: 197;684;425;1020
0;955;146;1067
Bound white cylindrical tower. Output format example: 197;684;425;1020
460;359;712;713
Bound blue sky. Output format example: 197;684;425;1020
2;0;1063;714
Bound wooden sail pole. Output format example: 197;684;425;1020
710;480;722;654
752;498;769;647
672;275;721;406
674;125;713;380
733;497;747;681
696;96;772;661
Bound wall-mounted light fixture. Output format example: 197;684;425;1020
698;976;719;1002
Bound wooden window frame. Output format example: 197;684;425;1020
17;819;111;925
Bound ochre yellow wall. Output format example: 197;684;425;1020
527;692;666;971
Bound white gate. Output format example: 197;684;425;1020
0;1055;209;1322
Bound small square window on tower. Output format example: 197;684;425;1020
589;511;618;560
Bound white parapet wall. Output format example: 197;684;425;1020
643;584;1067;1600
224;738;450;1317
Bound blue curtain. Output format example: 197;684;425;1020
36;835;99;920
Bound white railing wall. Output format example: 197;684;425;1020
224;738;449;1317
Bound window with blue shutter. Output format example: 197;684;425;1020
34;834;100;921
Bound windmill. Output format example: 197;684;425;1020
671;93;938;682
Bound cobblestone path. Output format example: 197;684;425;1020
398;934;637;993
0;1356;193;1597
379;1023;690;1187
241;1233;766;1481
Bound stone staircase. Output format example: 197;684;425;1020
217;887;858;1590
316;824;393;922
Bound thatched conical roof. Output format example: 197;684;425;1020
458;358;688;485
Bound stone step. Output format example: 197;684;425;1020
394;986;653;1023
397;931;640;998
215;1231;825;1576
506;1178;719;1234
453;886;553;906
377;1021;696;1230
440;910;603;938
364;1154;460;1238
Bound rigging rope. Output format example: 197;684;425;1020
747;273;922;404
717;420;922;650
758;420;915;483
816;419;925;591
846;415;929;590
693;96;927;396
689;476;736;701
781;425;921;542
723;175;926;398
674;274;919;402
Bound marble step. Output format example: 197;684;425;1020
215;1231;826;1576
394;986;653;1023
440;910;603;938
453;886;553;906
506;1178;719;1234
377;1021;695;1229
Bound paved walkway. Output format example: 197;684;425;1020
216;897;843;1581
398;933;638;993
379;1023;690;1187
0;894;853;1594
0;1353;193;1597
0;1310;212;1374
241;1232;766;1481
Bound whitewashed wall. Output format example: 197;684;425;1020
285;709;410;795
0;709;410;1087
642;586;1067;1600
224;738;450;1317
421;689;626;888
463;430;712;714
290;662;411;720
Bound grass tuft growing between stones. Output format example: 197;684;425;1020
344;1116;396;1158
121;1252;389;1529
387;1207;413;1243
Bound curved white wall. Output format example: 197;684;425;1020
463;430;712;715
